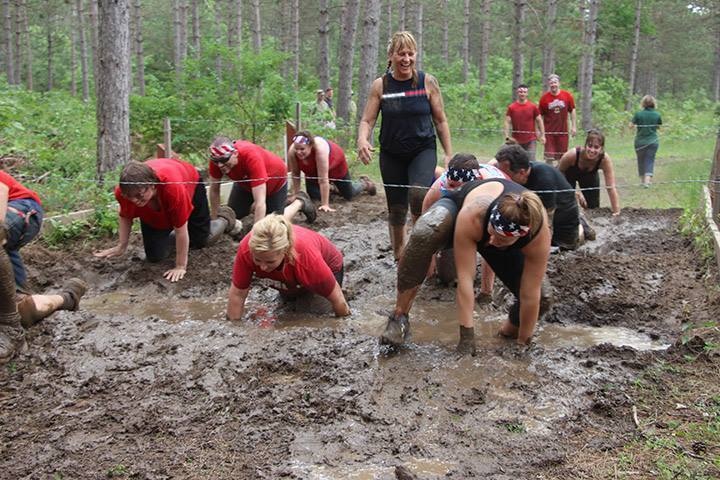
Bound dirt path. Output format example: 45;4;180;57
1;193;718;479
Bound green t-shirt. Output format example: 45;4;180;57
632;108;662;146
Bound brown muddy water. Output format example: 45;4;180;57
2;197;716;479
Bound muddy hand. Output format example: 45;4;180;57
456;326;477;356
357;142;375;165
94;245;126;258
318;205;335;213
380;313;410;346
163;267;186;282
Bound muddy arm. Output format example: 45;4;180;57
227;284;250;321
327;282;350;317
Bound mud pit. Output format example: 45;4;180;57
1;193;718;479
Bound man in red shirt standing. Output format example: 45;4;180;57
94;158;235;282
504;84;546;161
539;74;576;164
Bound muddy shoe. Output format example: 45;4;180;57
216;206;238;234
579;215;596;242
380;313;410;346
60;278;88;311
295;191;317;224
456;326;477;356
359;175;377;196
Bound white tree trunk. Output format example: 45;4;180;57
357;0;381;125
13;0;21;85
76;0;89;101
625;0;641;110
290;0;299;87
415;3;423;71
190;0;200;55
441;0;449;64
318;0;330;89
336;0;360;128
580;0;599;130
46;0;53;90
462;0;470;83
2;0;14;85
541;0;557;90
251;0;261;53
478;0;491;93
96;0;131;177
511;0;525;99
133;0;145;95
20;0;31;89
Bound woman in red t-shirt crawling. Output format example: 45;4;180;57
226;214;350;320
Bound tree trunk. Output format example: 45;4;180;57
318;0;330;90
2;0;14;85
20;0;31;90
13;0;21;85
478;0;491;94
577;0;587;99
715;17;720;102
415;3;423;71
133;0;145;96
96;0;130;178
336;0;360;130
541;0;557;90
580;0;599;131
46;0;53;90
462;0;470;83
214;0;223;80
173;0;187;79
441;0;449;64
289;0;299;87
250;0;261;53
385;0;392;43
190;0;200;55
87;0;98;93
511;0;525;99
397;0;405;31
227;0;241;51
357;0;381;125
76;0;89;102
625;0;641;110
70;9;76;96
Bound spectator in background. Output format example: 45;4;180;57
312;89;336;129
357;30;453;260
324;87;334;110
0;171;44;291
539;74;576;165
504;84;546;161
630;95;662;188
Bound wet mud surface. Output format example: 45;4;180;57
2;193;719;479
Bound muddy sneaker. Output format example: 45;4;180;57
216;206;238;234
295;191;317;224
60;278;88;311
359;175;377;196
380;313;410;346
579;215;596;242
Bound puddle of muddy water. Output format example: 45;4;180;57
290;457;453;480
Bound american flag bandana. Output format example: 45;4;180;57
209;143;236;161
489;204;530;237
447;167;478;183
292;135;311;145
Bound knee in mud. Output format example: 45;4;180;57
408;187;427;218
388;205;408;226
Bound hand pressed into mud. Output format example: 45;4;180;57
318;205;335;213
93;245;126;258
163;267;186;282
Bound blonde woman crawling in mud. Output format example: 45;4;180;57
382;178;552;355
226;214;350;321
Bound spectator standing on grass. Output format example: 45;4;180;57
226;214;350;321
538;74;576;164
1;170;44;291
558;129;621;217
324;87;334;110
504;84;546;162
312;90;336;129
207;136;317;226
94;158;236;282
357;30;452;260
287;130;376;213
630;95;662;188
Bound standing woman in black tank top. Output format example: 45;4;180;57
557;129;621;217
357;31;453;260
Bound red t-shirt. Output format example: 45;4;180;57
232;225;343;298
506;101;541;144
0;171;41;204
296;138;349;181
539;90;575;137
115;158;199;230
208;140;287;194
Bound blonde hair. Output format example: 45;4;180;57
497;191;545;237
641;95;656;109
385;31;419;88
249;214;296;263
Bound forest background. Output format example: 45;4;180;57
0;0;718;232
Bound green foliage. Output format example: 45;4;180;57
590;76;629;134
678;209;715;265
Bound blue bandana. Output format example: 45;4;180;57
489;204;530;237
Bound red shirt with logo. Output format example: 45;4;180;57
506;101;541;144
296;138;349;181
539;90;575;136
0;171;41;204
232;225;343;298
115;158;198;230
208;140;287;194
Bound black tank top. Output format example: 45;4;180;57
564;147;603;185
379;71;436;155
453;178;538;252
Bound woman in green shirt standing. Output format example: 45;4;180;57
630;95;662;188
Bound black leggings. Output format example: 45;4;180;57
227;182;288;219
140;181;211;262
566;171;600;209
306;172;363;201
379;148;437;225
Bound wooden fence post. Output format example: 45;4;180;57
711;130;720;220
